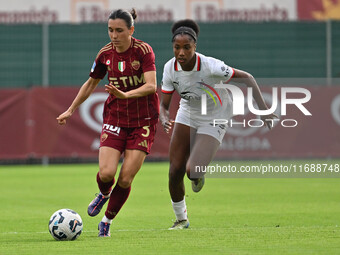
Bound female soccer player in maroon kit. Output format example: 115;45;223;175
57;9;159;237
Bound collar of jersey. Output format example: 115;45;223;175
174;53;201;72
112;37;135;55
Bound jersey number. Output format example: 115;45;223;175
142;126;150;138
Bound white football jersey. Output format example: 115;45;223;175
161;52;235;121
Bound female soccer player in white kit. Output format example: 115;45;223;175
160;19;277;229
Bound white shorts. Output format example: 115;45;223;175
175;107;227;143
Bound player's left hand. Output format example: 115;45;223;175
261;113;279;130
105;84;128;99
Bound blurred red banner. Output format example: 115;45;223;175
297;0;340;20
0;86;340;160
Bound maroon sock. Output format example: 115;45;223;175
105;184;131;219
96;172;115;196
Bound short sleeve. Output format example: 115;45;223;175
89;53;107;79
211;59;235;83
141;47;156;73
161;63;175;94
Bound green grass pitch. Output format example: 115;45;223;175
0;160;340;255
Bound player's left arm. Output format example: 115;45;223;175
104;71;156;99
232;68;278;129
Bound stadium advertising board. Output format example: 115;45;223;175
0;87;339;160
1;0;337;23
298;0;340;20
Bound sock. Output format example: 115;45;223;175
101;215;112;224
97;172;115;196
172;198;188;221
105;184;131;220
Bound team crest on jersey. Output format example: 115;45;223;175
131;60;140;70
118;61;126;72
101;133;108;143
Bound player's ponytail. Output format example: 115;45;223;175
130;8;137;21
108;8;137;28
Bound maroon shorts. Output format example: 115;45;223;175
99;123;157;154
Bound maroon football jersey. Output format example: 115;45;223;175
90;38;159;128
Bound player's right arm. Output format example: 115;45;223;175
160;60;175;133
57;77;101;125
160;92;174;133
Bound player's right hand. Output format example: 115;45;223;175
56;109;73;125
161;119;174;134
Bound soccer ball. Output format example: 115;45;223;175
48;209;83;241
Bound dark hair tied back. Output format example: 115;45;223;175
171;19;200;42
108;8;137;28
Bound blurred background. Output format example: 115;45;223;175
0;0;340;164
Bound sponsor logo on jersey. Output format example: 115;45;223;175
131;60;140;70
103;124;121;136
109;74;145;88
118;61;126;72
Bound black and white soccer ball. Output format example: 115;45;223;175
48;209;83;241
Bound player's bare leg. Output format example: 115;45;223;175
168;123;193;229
98;146;121;182
117;149;146;188
186;134;220;192
169;123;192;201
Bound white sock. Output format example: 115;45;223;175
172;198;188;221
101;215;112;224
